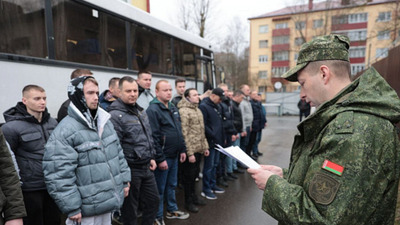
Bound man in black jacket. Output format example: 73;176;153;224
246;91;267;159
108;76;159;225
231;90;246;173
147;80;189;224
218;84;238;184
2;85;60;225
199;88;226;200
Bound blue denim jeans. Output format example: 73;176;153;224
154;157;178;219
202;148;219;193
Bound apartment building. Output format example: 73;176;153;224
249;0;400;93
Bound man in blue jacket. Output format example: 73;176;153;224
199;87;226;200
43;76;131;225
146;80;189;225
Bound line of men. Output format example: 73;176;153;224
0;69;266;225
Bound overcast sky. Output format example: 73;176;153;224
149;0;295;51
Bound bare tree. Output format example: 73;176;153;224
177;0;192;31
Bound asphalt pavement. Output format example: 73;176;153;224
168;116;300;225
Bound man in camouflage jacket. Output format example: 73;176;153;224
248;34;400;224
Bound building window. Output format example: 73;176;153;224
258;71;268;79
351;64;365;75
348;13;368;24
259;40;268;48
275;22;288;29
377;12;392;22
349;46;366;58
294;37;305;46
295;21;306;30
272;67;289;77
259;55;268;63
378;30;391;40
272;51;289;61
258;86;267;93
259;25;269;33
313;19;323;28
338;30;367;41
376;48;388;58
272;36;289;45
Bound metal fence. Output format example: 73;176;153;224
265;91;301;116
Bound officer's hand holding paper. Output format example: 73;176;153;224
216;144;261;169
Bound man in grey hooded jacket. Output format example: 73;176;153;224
43;76;131;225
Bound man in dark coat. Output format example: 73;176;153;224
109;76;159;225
147;80;189;224
198;88;226;200
2;85;60;225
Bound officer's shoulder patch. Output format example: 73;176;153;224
334;111;354;134
308;172;340;205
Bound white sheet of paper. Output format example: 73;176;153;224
215;145;261;169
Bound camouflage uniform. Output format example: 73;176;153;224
263;35;400;224
177;98;209;156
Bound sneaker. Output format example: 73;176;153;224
212;186;225;194
201;191;217;200
166;210;190;220
257;152;263;156
154;218;165;225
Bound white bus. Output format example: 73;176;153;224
0;0;216;123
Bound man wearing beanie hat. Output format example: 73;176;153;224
248;34;400;224
43;76;131;225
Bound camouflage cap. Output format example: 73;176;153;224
281;34;350;82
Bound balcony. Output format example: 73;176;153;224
272;28;290;36
272;44;290;52
272;61;289;67
331;22;367;31
350;57;365;64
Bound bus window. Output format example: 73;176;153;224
52;0;127;68
0;0;46;58
130;24;171;74
173;39;200;78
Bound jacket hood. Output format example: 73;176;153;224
177;97;198;109
3;102;50;124
300;67;400;140
149;97;173;109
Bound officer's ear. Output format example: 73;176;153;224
319;65;331;85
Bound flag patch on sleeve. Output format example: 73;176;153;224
322;160;344;176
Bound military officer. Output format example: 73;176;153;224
248;34;400;224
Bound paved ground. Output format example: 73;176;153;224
167;116;300;225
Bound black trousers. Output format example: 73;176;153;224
122;166;160;225
182;153;201;205
246;131;258;155
22;190;60;225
